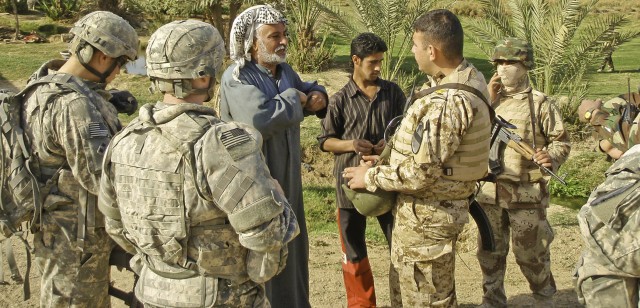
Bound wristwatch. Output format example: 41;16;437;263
584;108;595;121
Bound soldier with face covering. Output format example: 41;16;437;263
99;20;299;307
475;37;571;307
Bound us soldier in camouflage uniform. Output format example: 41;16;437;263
574;86;640;306
578;93;639;159
344;10;492;306
99;20;299;307
20;11;138;307
475;38;571;307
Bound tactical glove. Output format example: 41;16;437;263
108;89;138;115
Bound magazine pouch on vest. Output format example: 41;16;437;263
136;263;217;307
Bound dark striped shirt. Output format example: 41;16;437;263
318;77;405;209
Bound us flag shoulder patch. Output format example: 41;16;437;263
220;127;250;150
87;122;109;139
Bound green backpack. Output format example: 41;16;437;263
578;145;640;275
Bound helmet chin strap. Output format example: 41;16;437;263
75;43;119;83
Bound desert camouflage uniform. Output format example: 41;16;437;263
593;96;640;153
21;60;120;307
574;144;640;307
364;60;492;307
100;101;299;307
475;89;570;307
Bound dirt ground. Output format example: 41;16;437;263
0;203;583;308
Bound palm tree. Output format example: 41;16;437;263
465;0;640;118
318;0;448;89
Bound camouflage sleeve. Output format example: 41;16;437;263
195;122;299;252
539;98;571;171
51;96;116;194
365;93;473;193
98;147;137;255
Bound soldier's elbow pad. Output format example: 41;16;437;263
245;247;288;283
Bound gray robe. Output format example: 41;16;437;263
219;61;327;308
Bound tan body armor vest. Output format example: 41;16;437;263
107;105;249;282
390;88;491;181
494;91;547;182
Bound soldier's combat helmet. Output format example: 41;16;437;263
69;11;139;82
146;20;225;99
491;37;534;69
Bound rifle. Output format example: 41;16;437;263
491;116;567;185
620;78;639;145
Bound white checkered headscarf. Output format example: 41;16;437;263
229;5;287;81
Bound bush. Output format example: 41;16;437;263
288;33;335;73
39;0;78;20
549;151;612;198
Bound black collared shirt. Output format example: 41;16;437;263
318;77;405;209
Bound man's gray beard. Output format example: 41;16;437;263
258;39;286;65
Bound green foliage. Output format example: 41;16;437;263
549;151;611;198
1;0;28;14
280;0;336;73
39;0;79;20
465;0;640;121
318;0;448;89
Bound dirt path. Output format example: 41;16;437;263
0;204;583;307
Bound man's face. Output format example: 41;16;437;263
254;23;288;66
354;52;384;82
495;60;528;88
105;56;127;84
411;31;433;75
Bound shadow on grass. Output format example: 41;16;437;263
0;72;20;92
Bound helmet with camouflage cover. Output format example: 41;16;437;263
342;184;395;217
70;11;138;62
146;20;225;99
69;11;139;82
491;37;534;69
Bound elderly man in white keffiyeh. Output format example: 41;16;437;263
218;5;327;308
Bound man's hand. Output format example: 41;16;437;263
488;73;502;103
297;90;308;107
578;99;603;123
108;89;138;115
305;90;327;112
373;139;385;155
533;148;552;169
361;154;379;166
342;165;371;190
353;139;374;156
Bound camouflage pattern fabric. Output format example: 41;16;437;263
574;144;640;307
594;96;640;152
475;56;569;306
100;102;298;307
476;205;556;307
491;37;535;69
22;62;120;307
364;60;491;306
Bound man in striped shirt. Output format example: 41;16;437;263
318;32;405;308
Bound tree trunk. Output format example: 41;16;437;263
10;0;20;40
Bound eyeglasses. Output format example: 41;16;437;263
115;56;129;68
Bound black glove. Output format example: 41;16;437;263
108;89;138;115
